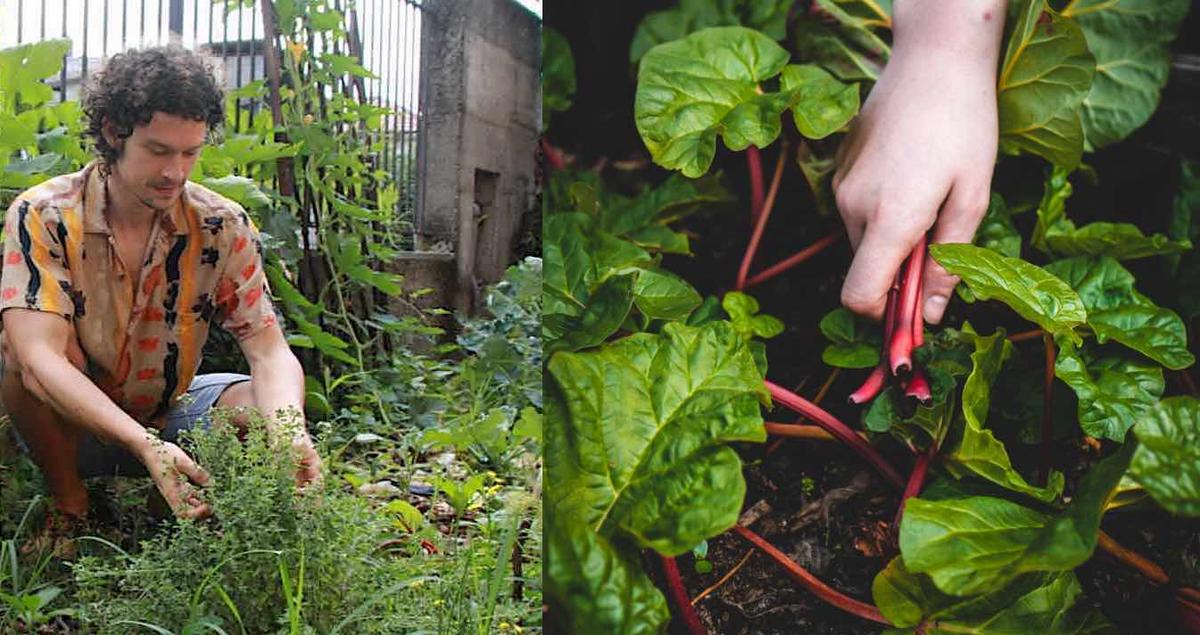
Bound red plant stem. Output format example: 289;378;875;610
766;368;842;455
1096;530;1168;585
1039;332;1055;487
732;525;889;625
1007;328;1044;343
744;231;842;289
889;236;928;375
765;422;870;441
736;142;789;290
660;555;708;635
912;268;925;348
895;447;935;530
849;283;900;404
747;146;765;225
766;380;905;489
903;367;931;403
848;365;887;405
541;138;565;171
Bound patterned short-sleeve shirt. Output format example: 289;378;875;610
0;161;278;427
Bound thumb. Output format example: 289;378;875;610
174;451;211;487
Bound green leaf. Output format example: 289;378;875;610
0;40;72;112
546;322;766;632
635;27;795;177
1061;0;1191;150
941;325;1063;503
545;274;635;354
1130;396;1200;517
321;53;377;79
307;8;344;32
632;268;702;321
779;64;860;139
600;172;734;239
198;176;271;209
975;193;1022;259
628;0;794;64
997;1;1095;169
929;243;1086;343
792;1;891;83
1045;256;1193;369
819;307;878;369
901;441;1135;596
863;368;958;451
1054;338;1163;441
545;519;670;635
722;291;784;340
543;27;576;130
873;559;1116;634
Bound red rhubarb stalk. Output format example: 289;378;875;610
912;266;925;348
541;138;565;171
736;143;788;290
1039;332;1055;487
744;231;842;289
766;380;905;489
849;282;899;404
889;236;928;375
903;368;931;404
747;145;764;225
732;526;888;625
894;447;934;529
660;555;708;635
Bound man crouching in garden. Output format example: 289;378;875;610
0;47;322;555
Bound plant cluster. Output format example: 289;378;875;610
544;0;1198;633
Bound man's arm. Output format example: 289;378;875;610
3;308;156;456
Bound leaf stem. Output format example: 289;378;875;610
766;380;905;488
691;548;756;606
1007;328;1044;343
765;422;868;441
895;446;935;530
747;145;765;225
1096;530;1168;585
743;231;841;289
732;525;888;625
736;142;789;290
541;138;565;171
1039;332;1055;487
766;368;841;454
660;555;708;635
889;236;927;375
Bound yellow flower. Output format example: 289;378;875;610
302;114;314;125
286;38;304;63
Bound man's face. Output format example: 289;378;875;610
107;112;207;212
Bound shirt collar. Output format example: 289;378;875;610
83;161;190;236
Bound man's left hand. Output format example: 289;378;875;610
291;436;324;491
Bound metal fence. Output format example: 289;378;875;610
0;0;423;238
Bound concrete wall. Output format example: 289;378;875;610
418;0;540;313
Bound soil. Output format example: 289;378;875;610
547;4;1200;633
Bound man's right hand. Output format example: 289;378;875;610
139;439;212;520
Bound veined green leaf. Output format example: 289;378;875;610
997;1;1095;169
1130;396;1200;517
929;243;1086;343
941;325;1063;503
1053;338;1163;441
1061;0;1191;150
819;307;878;369
632;268;702;321
874;559;1116;634
546;322;766;632
779;64;860;140
900;441;1134;596
628;0;794;64
635;27;794;177
543;27;576;131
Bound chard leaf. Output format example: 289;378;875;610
1130;396;1200;516
635;27;795;177
629;0;794;64
819;307;878;369
1061;0;1191;150
975;194;1022;259
792;1;891;83
546;322;767;630
545;510;670;634
601;172;734;240
863;367;958;452
545;274;636;354
542;27;576;131
941;325;1064;503
779;64;860;139
929;243;1086;343
997;1;1095;169
1045;256;1194;369
632;268;702;321
723;291;785;340
1053;338;1163;441
873;559;1116;634
900;441;1135;596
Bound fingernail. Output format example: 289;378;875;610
924;295;948;323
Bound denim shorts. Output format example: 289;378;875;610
10;372;251;478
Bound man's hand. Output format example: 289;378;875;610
139;439;212;520
290;435;323;491
832;0;1006;324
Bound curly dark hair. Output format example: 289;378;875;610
82;46;225;168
